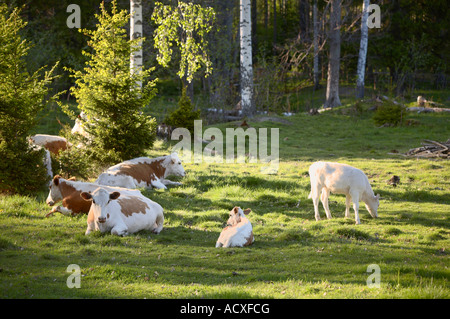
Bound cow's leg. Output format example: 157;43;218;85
152;211;164;234
111;224;129;236
311;187;321;221
150;179;167;189
350;191;361;224
46;205;73;217
345;194;352;218
321;188;332;220
160;178;182;186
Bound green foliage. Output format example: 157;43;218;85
152;1;215;83
373;101;405;127
63;0;157;166
0;4;58;194
165;86;200;134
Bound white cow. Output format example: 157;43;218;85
216;207;254;248
308;161;380;224
95;153;185;189
81;188;164;236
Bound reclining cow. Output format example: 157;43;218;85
95;152;185;189
216;207;254;248
81;188;164;236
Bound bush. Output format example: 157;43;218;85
0;5;58;194
165;86;201;134
63;0;157;168
373;101;405;126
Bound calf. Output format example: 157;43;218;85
308;161;380;224
45;175;141;217
216;207;254;248
95;152;185;189
30;134;68;155
81;188;164;236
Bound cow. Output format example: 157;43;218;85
216;207;254;248
45;175;141;217
30;134;69;155
81;188;164;236
308;161;380;224
95;152;185;189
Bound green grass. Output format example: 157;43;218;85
1;96;449;299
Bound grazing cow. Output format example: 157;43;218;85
308;161;380;224
30;134;68;155
216;207;254;248
95;153;185;189
81;188;164;236
45;175;141;217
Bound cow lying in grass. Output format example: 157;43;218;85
308;161;380;224
216;207;254;248
81;188;164;236
45;175;141;217
95;153;185;189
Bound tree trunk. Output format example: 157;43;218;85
130;0;143;88
356;0;369;99
324;0;341;108
298;0;310;42
240;0;254;117
273;0;277;52
313;0;320;89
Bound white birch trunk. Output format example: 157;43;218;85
130;0;143;88
356;0;369;99
240;0;254;117
324;0;341;108
313;0;319;89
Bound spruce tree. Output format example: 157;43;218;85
0;4;58;194
64;0;157;165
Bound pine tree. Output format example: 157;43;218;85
0;4;58;194
64;0;157;165
165;86;200;135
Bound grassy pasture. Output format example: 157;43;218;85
1;102;449;299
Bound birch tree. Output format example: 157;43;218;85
130;0;143;88
355;0;369;99
240;0;254;117
324;0;341;108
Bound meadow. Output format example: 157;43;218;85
0;97;449;299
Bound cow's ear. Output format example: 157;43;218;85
53;175;61;186
80;192;92;201
233;206;239;214
376;194;380;200
243;208;252;215
109;192;120;200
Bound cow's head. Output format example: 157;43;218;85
365;193;380;218
226;207;251;226
81;188;120;224
46;175;63;206
165;152;186;177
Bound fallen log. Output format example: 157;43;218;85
406;107;450;113
403;139;450;159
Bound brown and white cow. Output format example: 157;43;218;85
95;153;185;189
216;207;254;248
30;134;69;155
81;188;164;236
45;175;141;217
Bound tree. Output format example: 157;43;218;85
130;0;143;88
240;0;255;117
324;0;341;108
64;0;157;166
0;4;58;194
152;1;215;100
313;0;320;89
356;0;370;99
